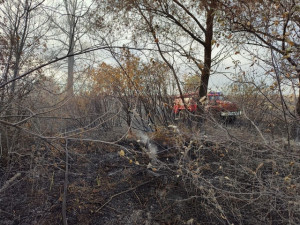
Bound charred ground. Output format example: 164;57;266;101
1;123;299;225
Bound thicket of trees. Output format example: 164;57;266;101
0;0;299;224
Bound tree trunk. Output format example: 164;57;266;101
0;130;8;167
67;52;74;97
296;74;300;117
64;0;76;98
199;46;211;98
198;2;215;99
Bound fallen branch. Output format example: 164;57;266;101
0;173;21;193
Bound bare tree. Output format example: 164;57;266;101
45;0;93;97
0;0;47;165
0;0;47;100
108;0;230;104
222;0;300;115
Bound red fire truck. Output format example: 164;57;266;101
173;91;241;121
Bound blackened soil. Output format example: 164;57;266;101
0;140;210;225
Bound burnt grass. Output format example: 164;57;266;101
0;140;206;225
0;130;300;225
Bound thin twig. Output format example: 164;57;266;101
242;107;268;145
62;139;69;225
271;50;291;150
95;179;154;212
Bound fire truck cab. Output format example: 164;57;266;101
173;91;241;121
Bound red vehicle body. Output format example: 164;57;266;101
173;91;241;120
173;92;198;114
